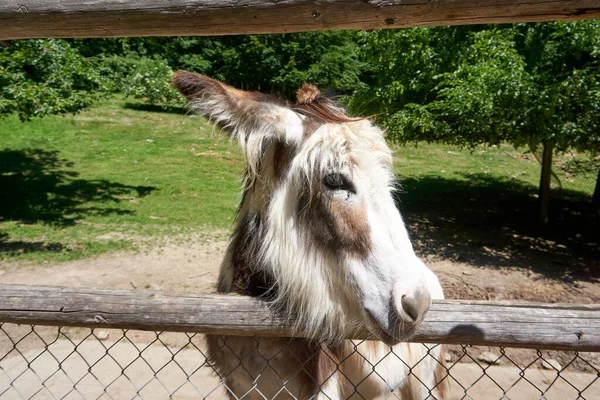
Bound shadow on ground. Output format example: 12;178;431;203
122;102;187;115
396;173;599;282
0;149;155;255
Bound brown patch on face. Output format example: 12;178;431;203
329;197;371;258
298;185;372;259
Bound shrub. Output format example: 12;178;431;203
122;57;183;108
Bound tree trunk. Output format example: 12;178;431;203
539;142;554;227
593;167;600;210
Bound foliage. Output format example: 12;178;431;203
0;32;363;118
0;33;363;120
73;32;363;100
424;29;533;148
348;27;459;117
433;23;600;152
208;32;364;98
0;40;103;121
353;22;600;155
122;57;183;107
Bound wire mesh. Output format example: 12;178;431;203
1;322;599;399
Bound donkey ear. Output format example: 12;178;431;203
172;71;304;150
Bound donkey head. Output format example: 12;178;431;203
173;71;443;345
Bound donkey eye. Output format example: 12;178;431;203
323;173;355;193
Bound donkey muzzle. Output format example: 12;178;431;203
362;278;433;345
392;280;432;325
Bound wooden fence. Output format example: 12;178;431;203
1;284;599;352
1;0;600;40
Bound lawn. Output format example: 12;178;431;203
0;97;596;262
1;97;244;262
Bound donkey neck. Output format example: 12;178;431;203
216;141;291;297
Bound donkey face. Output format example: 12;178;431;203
173;72;443;345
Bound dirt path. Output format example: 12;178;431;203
1;236;597;304
0;237;227;294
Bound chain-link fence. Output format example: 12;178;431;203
1;323;599;400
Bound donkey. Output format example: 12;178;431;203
173;71;447;400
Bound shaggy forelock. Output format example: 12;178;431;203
292;120;394;190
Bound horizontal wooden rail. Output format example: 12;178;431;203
1;0;599;40
1;284;599;351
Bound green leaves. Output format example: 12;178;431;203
0;40;103;121
122;57;183;108
352;22;600;154
206;31;363;98
3;22;598;153
1;33;363;120
428;29;531;147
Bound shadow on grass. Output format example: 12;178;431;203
395;173;599;282
122;102;188;115
0;232;65;255
0;149;156;256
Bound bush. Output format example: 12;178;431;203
0;40;103;121
122;57;183;108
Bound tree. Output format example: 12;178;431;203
180;32;364;98
72;32;364;101
0;40;104;121
351;22;600;222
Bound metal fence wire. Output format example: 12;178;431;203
1;323;599;400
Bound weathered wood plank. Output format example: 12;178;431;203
1;1;599;40
0;284;599;351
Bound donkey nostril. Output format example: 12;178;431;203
400;295;419;322
400;291;430;323
393;281;433;325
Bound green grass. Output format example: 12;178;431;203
1;97;596;263
392;143;595;197
1;97;244;262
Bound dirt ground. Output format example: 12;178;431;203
2;232;598;303
1;232;599;388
